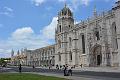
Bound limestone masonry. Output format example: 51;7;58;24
11;0;120;67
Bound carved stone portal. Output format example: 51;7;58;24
90;45;102;66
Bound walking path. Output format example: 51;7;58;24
72;67;120;73
36;66;120;73
3;66;120;80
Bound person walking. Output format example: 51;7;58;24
32;65;35;72
49;65;51;69
80;64;83;68
68;67;72;76
33;65;35;69
63;66;67;76
19;64;22;73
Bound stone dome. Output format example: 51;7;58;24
58;4;73;17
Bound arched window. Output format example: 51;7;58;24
58;52;61;61
69;51;72;61
112;22;118;50
95;31;100;40
69;25;71;28
81;34;85;54
69;37;72;47
58;40;61;48
59;25;61;32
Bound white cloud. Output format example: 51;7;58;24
30;0;112;11
31;0;45;6
0;27;49;58
56;0;92;12
81;0;90;6
0;6;14;17
9;27;49;49
0;17;58;58
0;49;11;58
69;0;91;11
30;0;91;7
42;17;58;40
4;7;13;12
12;27;34;40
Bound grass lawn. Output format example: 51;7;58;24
0;73;66;80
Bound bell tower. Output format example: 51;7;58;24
56;4;74;34
55;4;74;65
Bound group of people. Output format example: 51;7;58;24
18;64;35;73
63;65;72;76
18;64;74;76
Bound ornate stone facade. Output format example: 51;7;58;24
55;1;120;67
26;45;55;66
11;1;120;67
11;49;27;66
11;45;55;66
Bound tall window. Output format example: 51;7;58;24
69;25;71;29
112;22;118;50
69;37;72;47
59;25;61;32
82;34;85;53
95;31;100;40
69;52;72;61
58;40;61;48
58;53;61;61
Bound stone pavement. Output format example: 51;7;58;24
36;66;120;73
72;67;120;73
4;66;120;80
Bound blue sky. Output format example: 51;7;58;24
0;0;117;58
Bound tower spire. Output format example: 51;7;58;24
17;50;20;55
64;1;67;8
11;49;14;57
93;5;97;17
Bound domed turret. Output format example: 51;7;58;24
58;4;73;18
56;3;74;34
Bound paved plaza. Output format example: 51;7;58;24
72;67;120;73
1;66;120;80
35;66;120;73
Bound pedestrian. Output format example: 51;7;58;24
56;64;59;70
19;64;22;73
56;64;58;69
63;66;67;76
33;65;35;69
57;66;59;70
68;67;72;76
49;65;51;69
60;65;62;69
32;65;35;72
80;64;83;68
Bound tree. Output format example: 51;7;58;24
0;58;10;66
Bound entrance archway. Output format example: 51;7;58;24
90;45;102;66
97;55;101;65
